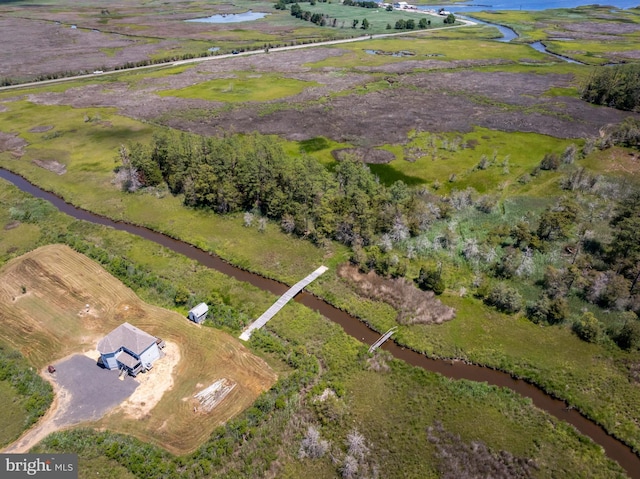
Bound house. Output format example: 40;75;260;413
97;322;161;376
188;302;209;324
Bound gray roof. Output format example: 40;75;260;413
97;322;157;356
189;302;208;317
116;350;140;369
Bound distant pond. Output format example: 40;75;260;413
186;11;268;24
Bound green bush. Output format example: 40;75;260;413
0;346;53;428
416;267;445;295
581;64;640;112
484;283;522;314
526;295;568;325
572;312;603;343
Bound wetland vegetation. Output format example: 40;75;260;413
1;0;640;477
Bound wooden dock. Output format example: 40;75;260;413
368;327;398;354
239;266;328;341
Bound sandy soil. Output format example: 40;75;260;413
118;341;180;419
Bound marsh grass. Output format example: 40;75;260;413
158;73;318;102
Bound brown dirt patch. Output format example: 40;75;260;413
338;263;455;325
32;159;67;175
28;125;54;133
0;131;28;157
4;221;20;231
118;341;181;419
599;148;640;175
332;148;395;164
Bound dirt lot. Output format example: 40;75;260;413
0;245;277;454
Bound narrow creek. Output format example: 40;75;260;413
1;167;639;477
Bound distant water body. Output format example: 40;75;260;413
425;0;639;12
186;11;268;23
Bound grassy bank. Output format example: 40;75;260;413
0;345;54;447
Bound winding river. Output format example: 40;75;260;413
420;1;637;62
1;167;639;477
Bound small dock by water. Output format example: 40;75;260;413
239;266;328;341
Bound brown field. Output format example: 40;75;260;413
0;244;277;454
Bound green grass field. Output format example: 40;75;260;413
295;3;452;34
159;73;318;102
0;381;30;447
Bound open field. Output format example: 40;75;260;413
0;244;277;454
0;25;640;458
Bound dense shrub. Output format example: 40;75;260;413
484;283;522;314
572;312;603;343
613;316;640;350
526;295;568;325
416;267;445;295
539;153;561;171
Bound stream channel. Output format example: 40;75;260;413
419;1;640;62
1;168;640;476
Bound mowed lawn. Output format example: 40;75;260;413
297;3;448;34
0;244;277;454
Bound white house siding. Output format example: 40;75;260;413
139;343;160;367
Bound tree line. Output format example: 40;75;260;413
581;64;640;112
120;131;445;249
